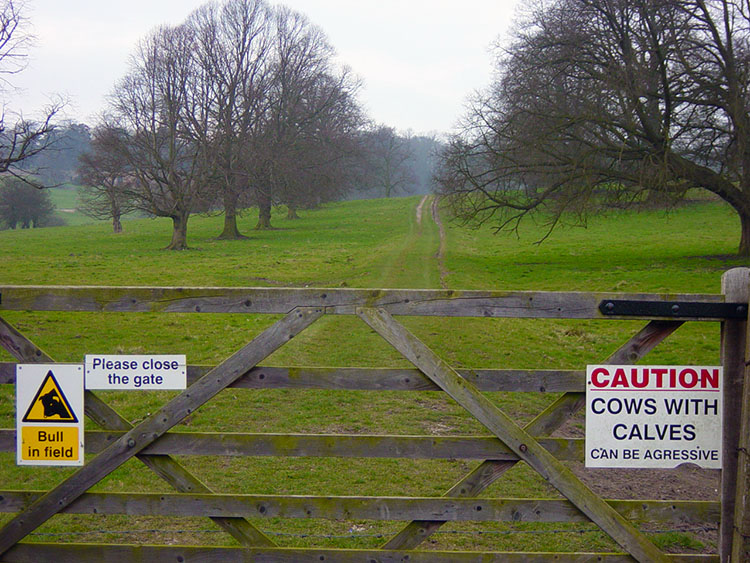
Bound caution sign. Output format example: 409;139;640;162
22;371;79;423
17;364;84;466
586;365;722;469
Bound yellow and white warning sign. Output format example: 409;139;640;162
17;364;84;466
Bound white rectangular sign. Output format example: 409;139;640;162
585;365;722;469
17;364;84;466
85;355;186;390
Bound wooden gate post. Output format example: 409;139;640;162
721;267;750;561
732;268;750;562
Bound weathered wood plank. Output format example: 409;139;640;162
0;317;46;363
0;429;584;461
0;307;324;556
720;268;750;560
358;307;669;563
381;320;682;550
727;269;750;562
0;285;729;319
0;315;276;548
2;362;585;392
0;543;721;563
732;358;750;562
192;366;585;392
0;490;720;524
0;361;10;383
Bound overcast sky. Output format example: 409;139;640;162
6;0;520;135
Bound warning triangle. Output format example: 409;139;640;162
22;370;79;423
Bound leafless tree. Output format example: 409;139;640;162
189;0;273;239
0;0;61;182
359;125;416;198
109;23;211;249
107;0;362;245
249;5;362;229
77;123;138;233
438;0;750;255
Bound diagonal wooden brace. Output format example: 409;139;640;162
0;315;274;547
358;307;670;563
381;320;683;549
0;306;323;555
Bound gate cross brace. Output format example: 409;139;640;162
0;316;274;548
381;319;683;550
358;306;671;563
0;307;324;556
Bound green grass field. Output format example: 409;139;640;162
0;196;745;555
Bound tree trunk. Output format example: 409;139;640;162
286;204;299;220
112;214;123;234
255;190;273;230
740;211;750;257
166;214;189;250
218;191;246;239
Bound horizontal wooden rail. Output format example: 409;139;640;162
0;491;719;524
0;544;721;563
0;363;585;392
0;285;733;319
0;430;584;461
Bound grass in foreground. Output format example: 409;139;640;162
0;196;742;554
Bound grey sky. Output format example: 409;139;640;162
7;0;520;135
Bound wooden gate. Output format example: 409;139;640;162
0;269;748;561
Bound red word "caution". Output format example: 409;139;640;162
590;367;719;390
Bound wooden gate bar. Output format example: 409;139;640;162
0;285;730;320
0;430;583;460
358;307;670;563
381;320;683;550
0;490;719;523
1;543;722;563
0;306;324;556
3;363;587;392
0;315;276;547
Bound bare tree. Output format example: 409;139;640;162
77;123;137;233
249;5;362;229
438;0;750;255
272;58;364;218
187;0;361;234
359;125;416;198
189;0;273;239
109;23;210;250
0;0;61;181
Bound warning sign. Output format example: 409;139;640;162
22;371;79;423
585;365;722;469
20;426;79;461
17;364;84;466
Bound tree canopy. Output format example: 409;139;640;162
93;0;363;249
437;0;750;255
0;177;55;229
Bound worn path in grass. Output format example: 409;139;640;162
286;195;450;367
372;195;446;289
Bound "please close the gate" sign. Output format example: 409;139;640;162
585;365;722;469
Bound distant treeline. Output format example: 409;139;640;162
19;121;441;199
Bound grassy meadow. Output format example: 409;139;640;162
0;195;746;554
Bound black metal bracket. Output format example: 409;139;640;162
599;299;748;320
